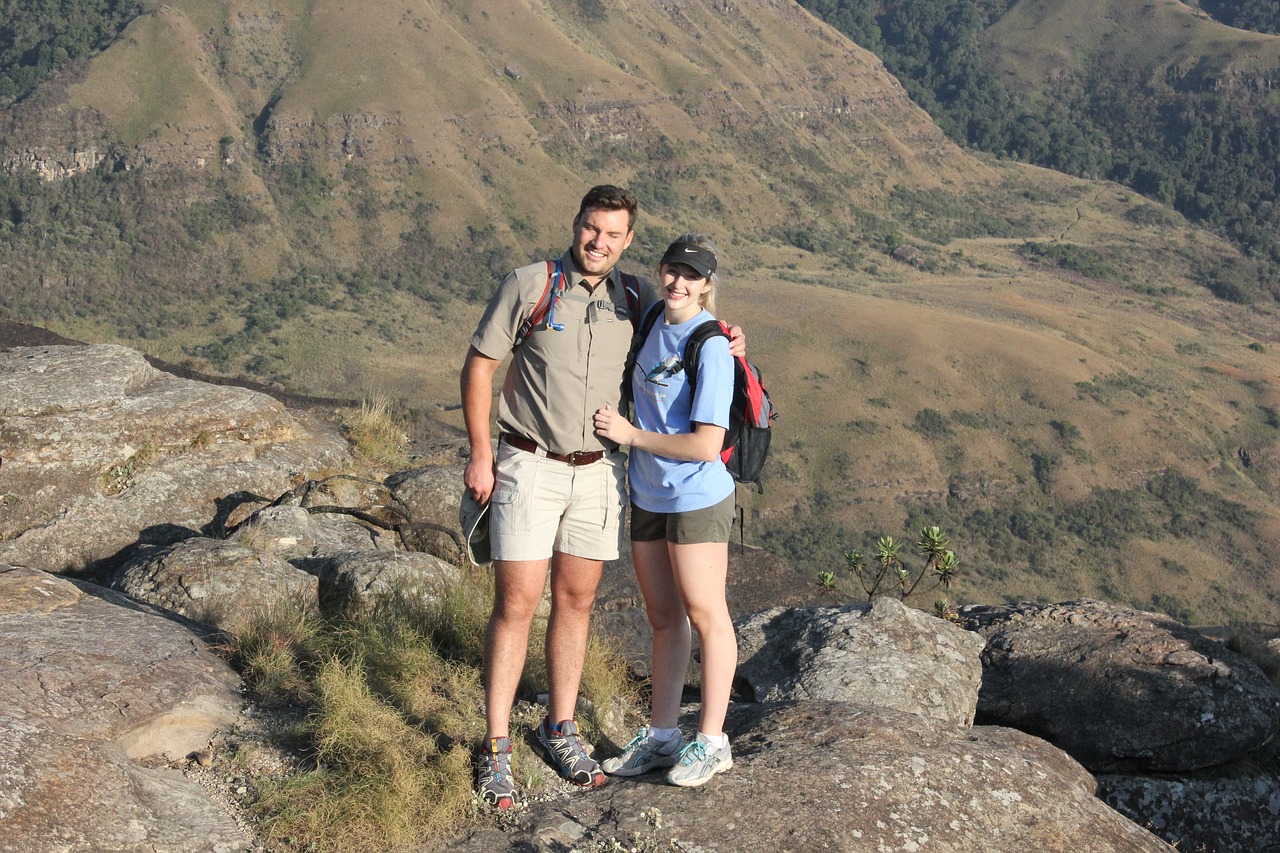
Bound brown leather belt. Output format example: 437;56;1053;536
501;433;606;466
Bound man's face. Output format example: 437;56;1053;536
571;207;634;278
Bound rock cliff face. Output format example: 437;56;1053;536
1;342;1276;852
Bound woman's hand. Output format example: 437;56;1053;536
593;404;636;446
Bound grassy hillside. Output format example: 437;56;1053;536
1;0;1279;624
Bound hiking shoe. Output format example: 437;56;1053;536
602;728;685;777
665;734;733;788
534;718;606;787
476;736;517;809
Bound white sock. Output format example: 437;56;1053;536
698;731;728;749
647;726;680;742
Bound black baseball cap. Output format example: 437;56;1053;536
659;240;717;278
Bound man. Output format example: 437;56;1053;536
461;185;742;808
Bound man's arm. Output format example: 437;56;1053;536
461;346;503;503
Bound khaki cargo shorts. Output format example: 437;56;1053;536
488;441;627;562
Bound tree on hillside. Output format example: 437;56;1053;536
1198;0;1280;34
0;0;143;106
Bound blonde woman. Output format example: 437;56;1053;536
592;234;737;787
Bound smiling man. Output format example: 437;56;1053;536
460;185;650;807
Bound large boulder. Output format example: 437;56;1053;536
961;599;1280;773
734;596;986;726
0;344;350;574
441;700;1175;853
0;565;249;852
229;503;394;560
316;549;462;619
1099;763;1280;853
385;464;469;561
111;536;317;632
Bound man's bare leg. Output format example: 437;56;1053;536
484;558;551;739
545;550;604;725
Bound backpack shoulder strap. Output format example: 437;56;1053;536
682;319;731;397
622;301;666;413
619;273;642;331
512;259;560;350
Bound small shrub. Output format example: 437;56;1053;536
912;408;952;440
842;526;959;609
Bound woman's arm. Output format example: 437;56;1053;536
593;405;726;462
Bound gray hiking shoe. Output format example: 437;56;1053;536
665;734;733;788
534;718;606;787
602;728;685;777
476;736;517;809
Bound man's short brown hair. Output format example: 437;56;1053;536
575;184;638;232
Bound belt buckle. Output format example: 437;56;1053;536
567;450;590;465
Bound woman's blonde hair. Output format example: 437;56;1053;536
660;232;719;313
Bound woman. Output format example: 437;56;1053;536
592;234;737;788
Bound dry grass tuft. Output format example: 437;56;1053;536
224;569;640;850
344;393;410;469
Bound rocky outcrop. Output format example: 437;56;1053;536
961;599;1280;773
1099;766;1280;853
0;565;249;853
734;596;986;726
0;344;350;574
0;340;1271;852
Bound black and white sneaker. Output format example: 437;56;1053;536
476;736;517;809
534;718;606;787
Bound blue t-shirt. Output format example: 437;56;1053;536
628;308;736;513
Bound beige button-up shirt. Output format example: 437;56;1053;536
470;250;655;457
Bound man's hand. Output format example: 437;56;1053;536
463;452;496;505
726;323;746;358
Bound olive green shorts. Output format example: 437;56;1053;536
629;493;735;545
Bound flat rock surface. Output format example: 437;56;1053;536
0;344;350;574
0;565;249;852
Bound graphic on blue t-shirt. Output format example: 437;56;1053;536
644;354;683;386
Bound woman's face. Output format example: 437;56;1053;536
659;262;712;312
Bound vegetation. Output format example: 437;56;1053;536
1198;0;1280;34
0;0;143;106
797;0;1280;292
836;525;959;603
225;574;637;851
344;394;411;470
770;465;1268;625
